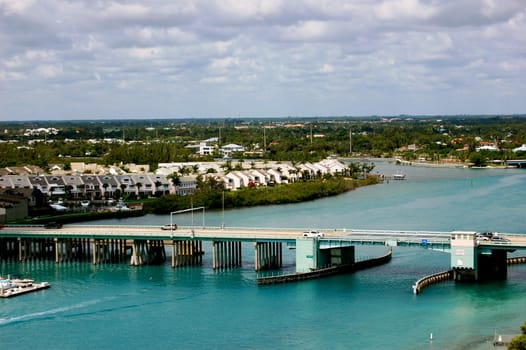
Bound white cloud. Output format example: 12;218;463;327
320;64;334;73
35;64;62;79
0;0;34;15
103;3;150;21
201;76;228;84
128;47;162;60
375;0;436;21
0;0;525;119
279;20;329;41
208;56;240;74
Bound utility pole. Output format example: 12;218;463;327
263;126;266;153
349;128;352;155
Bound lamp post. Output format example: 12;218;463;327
170;211;175;239
191;197;194;228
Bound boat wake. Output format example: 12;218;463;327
0;298;107;327
0;291;208;327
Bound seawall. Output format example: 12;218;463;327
412;256;526;295
257;248;392;286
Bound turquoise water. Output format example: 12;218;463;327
1;163;525;349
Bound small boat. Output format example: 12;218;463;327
393;174;406;180
114;199;130;211
80;200;90;207
0;277;50;298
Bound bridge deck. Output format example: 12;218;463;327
1;225;526;249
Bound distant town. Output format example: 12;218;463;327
2;115;526;222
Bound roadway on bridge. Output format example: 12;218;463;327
2;225;526;247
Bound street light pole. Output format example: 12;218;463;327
170;211;174;239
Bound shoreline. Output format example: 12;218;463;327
345;157;520;169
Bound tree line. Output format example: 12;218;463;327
144;175;378;215
1;115;526;170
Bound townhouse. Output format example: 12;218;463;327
0;174;172;199
0;158;348;197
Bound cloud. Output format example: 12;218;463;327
0;0;525;120
374;0;436;21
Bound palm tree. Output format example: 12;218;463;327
135;182;143;198
347;162;361;178
120;184;127;198
102;182;109;198
154;181;163;196
508;321;526;350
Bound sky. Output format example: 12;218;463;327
0;0;525;121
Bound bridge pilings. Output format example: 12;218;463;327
55;238;91;263
254;242;282;271
18;238;55;262
129;240;166;266
212;241;242;269
171;240;203;268
0;238;19;261
92;239;129;265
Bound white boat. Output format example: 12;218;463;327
50;203;69;211
80;200;90;207
113;199;130;211
393;174;406;180
0;277;50;298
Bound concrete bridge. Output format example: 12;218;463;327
1;225;525;282
506;159;526;168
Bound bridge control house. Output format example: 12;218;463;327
451;231;509;281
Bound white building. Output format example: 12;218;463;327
233;171;251;187
318;158;347;175
475;145;498;151
220;144;245;157
176;176;197;196
250;169;268;186
224;172;242;190
266;169;282;185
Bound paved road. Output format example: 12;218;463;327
2;225;526;247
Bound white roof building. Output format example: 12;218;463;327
250;169;268;186
224;172;242;190
318;159;347;174
233;171;251;187
220;144;245;157
475;145;498;151
266;169;283;184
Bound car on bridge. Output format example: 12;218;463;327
161;224;178;231
476;233;491;242
303;230;324;238
45;222;63;229
490;235;510;244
